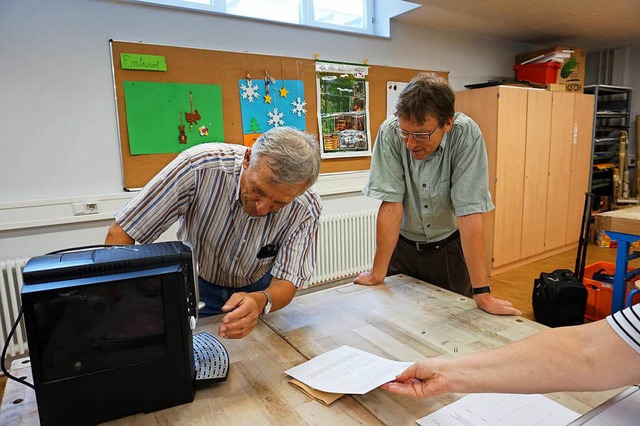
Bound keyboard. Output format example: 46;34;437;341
193;332;229;382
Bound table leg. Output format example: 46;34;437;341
612;238;630;314
605;231;640;315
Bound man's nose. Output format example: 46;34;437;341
255;199;274;216
406;135;420;149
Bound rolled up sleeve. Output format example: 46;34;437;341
449;120;495;217
363;118;406;203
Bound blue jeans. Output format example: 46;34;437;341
198;272;272;318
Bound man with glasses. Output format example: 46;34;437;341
355;73;520;316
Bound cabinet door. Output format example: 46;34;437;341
493;88;527;267
566;94;595;243
545;92;576;250
521;90;552;258
455;87;499;272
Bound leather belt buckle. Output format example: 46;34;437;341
416;241;437;251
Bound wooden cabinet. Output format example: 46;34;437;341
456;86;594;276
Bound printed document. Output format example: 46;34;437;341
416;393;580;426
285;345;413;394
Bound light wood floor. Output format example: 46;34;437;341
0;243;620;403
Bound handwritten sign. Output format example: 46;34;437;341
120;53;167;71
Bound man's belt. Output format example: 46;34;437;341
399;230;460;252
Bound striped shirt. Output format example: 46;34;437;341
607;304;640;354
115;143;322;289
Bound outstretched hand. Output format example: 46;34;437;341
474;294;522;316
353;270;385;286
218;292;263;339
381;360;452;398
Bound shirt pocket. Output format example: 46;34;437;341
231;251;274;283
436;179;453;209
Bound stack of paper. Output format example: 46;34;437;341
285;345;413;395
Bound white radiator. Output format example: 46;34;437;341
310;209;378;285
0;258;29;358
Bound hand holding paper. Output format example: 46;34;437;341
285;345;413;394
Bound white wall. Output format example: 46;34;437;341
0;0;535;260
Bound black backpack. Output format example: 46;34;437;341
532;269;588;327
532;193;593;328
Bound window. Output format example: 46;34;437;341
311;0;369;32
225;0;302;26
131;0;419;37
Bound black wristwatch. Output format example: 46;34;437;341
471;285;491;296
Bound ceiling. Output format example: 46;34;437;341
394;0;640;50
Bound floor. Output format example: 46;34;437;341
0;243;620;403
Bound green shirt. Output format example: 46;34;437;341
363;112;494;242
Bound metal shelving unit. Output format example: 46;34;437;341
585;85;633;205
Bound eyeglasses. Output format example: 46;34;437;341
395;126;439;142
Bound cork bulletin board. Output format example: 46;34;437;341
110;40;447;189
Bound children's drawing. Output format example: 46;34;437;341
239;79;306;147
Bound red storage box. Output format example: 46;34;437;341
583;261;640;321
513;62;561;84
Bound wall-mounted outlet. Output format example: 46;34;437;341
72;202;99;216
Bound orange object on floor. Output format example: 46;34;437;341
583;261;640;320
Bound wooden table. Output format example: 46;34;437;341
1;275;622;425
596;206;640;312
1;319;381;426
264;274;622;425
0;358;38;426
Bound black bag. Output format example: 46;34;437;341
532;269;588;327
532;193;593;327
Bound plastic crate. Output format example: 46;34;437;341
513;62;561;84
583;261;640;321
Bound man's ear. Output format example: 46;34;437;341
443;117;454;133
242;148;252;169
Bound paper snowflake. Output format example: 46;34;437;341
240;80;260;103
291;97;307;117
267;108;285;127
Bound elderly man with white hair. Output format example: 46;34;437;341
106;127;321;339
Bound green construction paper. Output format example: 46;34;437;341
123;81;224;155
121;53;167;71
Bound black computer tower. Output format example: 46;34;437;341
21;242;197;426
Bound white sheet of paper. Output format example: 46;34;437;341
416;393;580;426
284;345;413;394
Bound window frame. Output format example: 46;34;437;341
129;0;378;36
